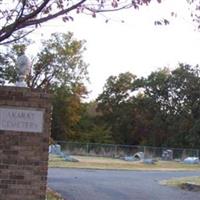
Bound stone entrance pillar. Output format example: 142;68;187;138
0;86;51;200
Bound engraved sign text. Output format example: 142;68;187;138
0;108;44;133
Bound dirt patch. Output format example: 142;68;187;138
47;187;65;200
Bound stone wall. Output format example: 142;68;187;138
0;86;52;200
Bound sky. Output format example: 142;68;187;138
27;0;200;101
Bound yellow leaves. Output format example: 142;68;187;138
67;95;81;125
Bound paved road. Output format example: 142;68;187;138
48;168;200;200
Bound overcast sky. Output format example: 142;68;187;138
27;0;200;100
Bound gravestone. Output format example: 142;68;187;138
49;144;62;155
162;149;173;160
183;157;199;164
0;86;52;200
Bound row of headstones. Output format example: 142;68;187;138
49;145;199;164
122;150;200;164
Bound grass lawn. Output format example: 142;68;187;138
160;176;200;192
160;176;200;187
48;154;200;171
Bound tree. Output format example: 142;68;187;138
97;72;137;144
0;0;162;44
29;32;88;89
166;64;200;147
51;83;87;141
36;33;88;140
74;101;114;143
140;67;170;111
97;72;136;114
96;64;200;147
137;64;200;147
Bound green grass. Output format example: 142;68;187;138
48;154;200;171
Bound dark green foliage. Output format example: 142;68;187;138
96;72;137;144
75;102;114;144
96;64;200;148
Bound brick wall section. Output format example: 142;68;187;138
0;86;52;200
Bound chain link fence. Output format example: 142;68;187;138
56;141;200;160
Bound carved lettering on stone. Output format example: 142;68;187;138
0;107;44;133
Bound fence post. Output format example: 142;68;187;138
114;145;118;158
144;146;146;159
86;143;89;155
197;149;200;158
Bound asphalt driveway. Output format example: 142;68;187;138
48;168;200;200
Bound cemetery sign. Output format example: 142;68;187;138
0;107;44;133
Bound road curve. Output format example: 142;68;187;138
48;168;200;200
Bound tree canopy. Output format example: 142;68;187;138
95;64;200;147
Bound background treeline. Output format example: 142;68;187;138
1;33;200;148
94;65;200;148
76;64;200;148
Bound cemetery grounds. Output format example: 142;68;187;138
48;142;200;196
49;142;200;171
48;154;200;171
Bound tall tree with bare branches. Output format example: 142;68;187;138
0;0;163;44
